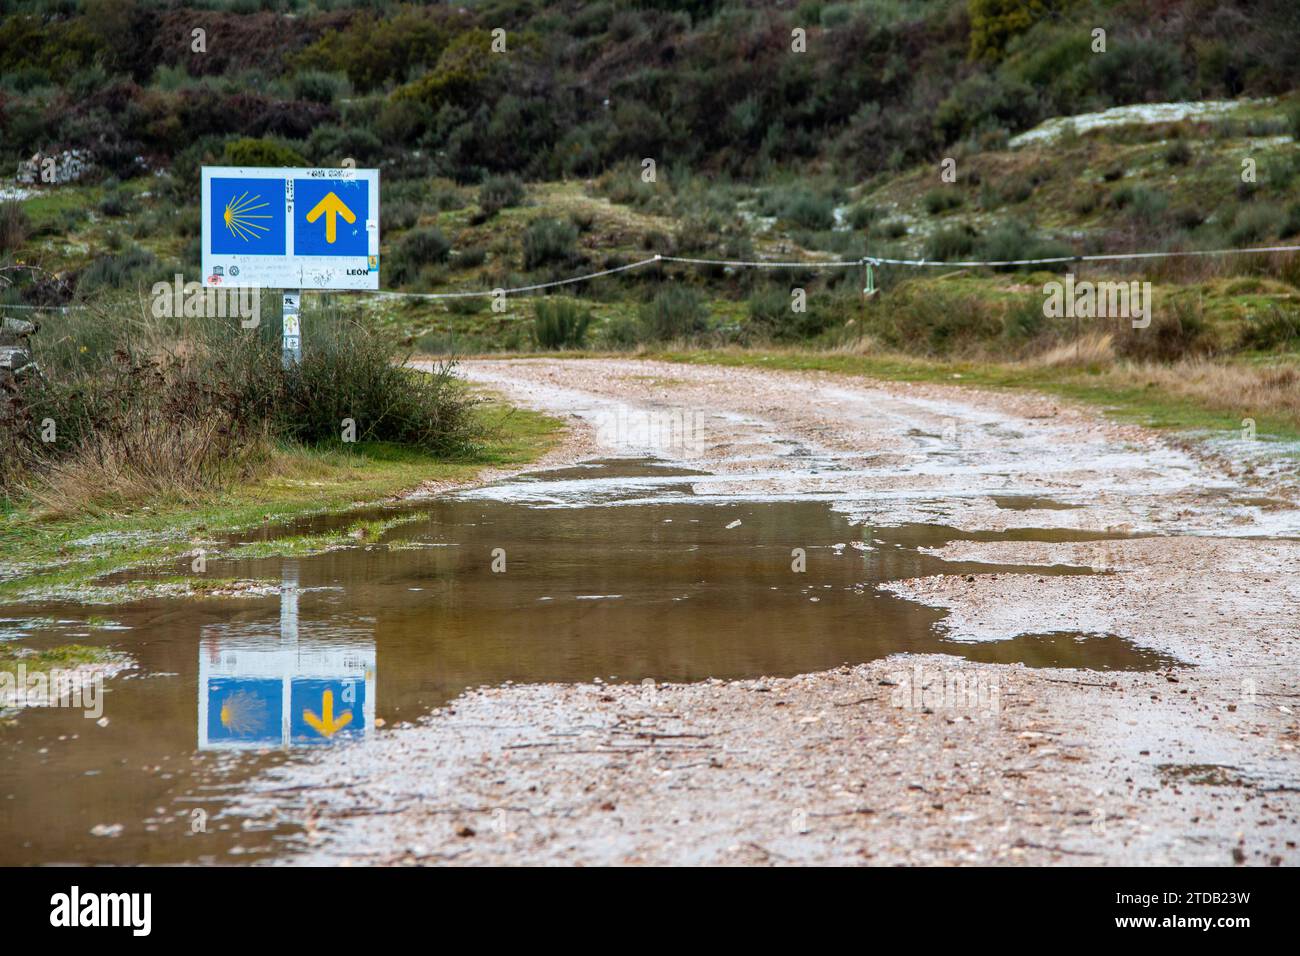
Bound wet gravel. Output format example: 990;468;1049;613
225;358;1300;865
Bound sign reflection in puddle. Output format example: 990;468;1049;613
200;563;376;750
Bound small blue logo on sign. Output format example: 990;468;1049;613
294;178;369;256
291;678;366;744
210;178;287;256
206;677;282;745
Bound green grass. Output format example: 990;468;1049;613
0;398;564;603
0;643;117;678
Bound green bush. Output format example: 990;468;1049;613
531;299;592;350
847;204;882;230
293;8;454;94
975;221;1073;268
222;137;307;168
479;174;526;216
1116;296;1214;363
397;227;451;266
1229;205;1283;246
1164;139;1193;166
1281;203;1300;239
4;304;481;503
968;0;1054;62
637;286;708;342
381;201;420;233
76;246;160;293
746;287;789;338
759;187;835;230
1238;306;1300;351
597;313;645;349
925;224;977;261
522;218;579;270
456;246;488;269
865;280;1003;355
923;189;964;215
98;189;133;218
281;312;478;454
293;70;350;105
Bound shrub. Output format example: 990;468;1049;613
922;189;963;215
98;189;133;218
522;218;579;270
597;314;645;349
1116;296;1213;363
637;286;708;342
479;174;526;216
975;220;1073;268
0;202;29;253
1282;203;1300;239
969;0;1054;62
531;299;592;350
292;70;349;105
1229;205;1283;246
1238;306;1300;351
745;286;837;342
456;246;487;269
925;224;977;261
76;246;160;292
397;227;451;266
293;8;454;94
306;124;383;165
381;201;420;233
1164;139;1193;166
3;302;484;505
222;137;307;168
865;280;1003;355
746;287;790;339
760;187;835;230
847;204;882;230
279;314;478;454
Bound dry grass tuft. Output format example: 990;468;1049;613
1106;358;1300;426
1032;333;1116;367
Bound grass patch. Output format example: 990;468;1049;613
0;398;565;603
0;643;116;677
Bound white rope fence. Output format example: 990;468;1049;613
3;243;1299;312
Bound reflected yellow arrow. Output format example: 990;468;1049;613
303;689;353;737
305;191;356;244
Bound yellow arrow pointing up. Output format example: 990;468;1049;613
305;191;356;244
303;689;353;737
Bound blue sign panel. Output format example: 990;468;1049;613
293;178;369;257
209;177;287;256
205;677;282;746
290;677;367;744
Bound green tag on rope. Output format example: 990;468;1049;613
863;261;876;296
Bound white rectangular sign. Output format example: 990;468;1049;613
201;166;380;290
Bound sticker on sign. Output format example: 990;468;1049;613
201;166;380;290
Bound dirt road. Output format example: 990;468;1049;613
234;358;1300;865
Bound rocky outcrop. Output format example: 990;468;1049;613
15;150;94;186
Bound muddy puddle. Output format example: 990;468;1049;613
0;458;1176;864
